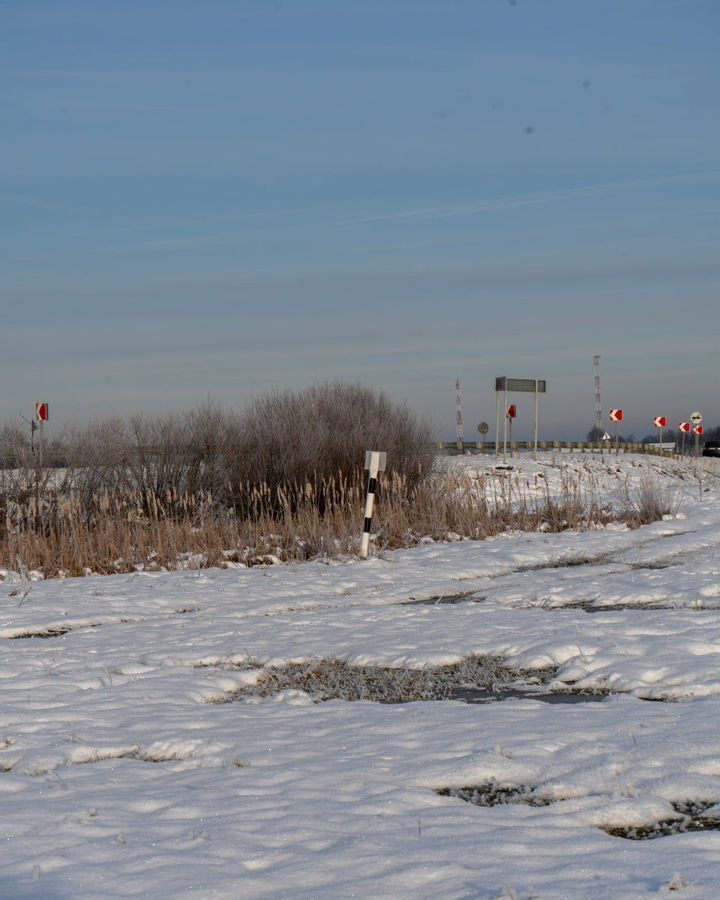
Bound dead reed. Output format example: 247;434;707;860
1;466;617;579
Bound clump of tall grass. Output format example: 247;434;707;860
1;467;617;578
617;476;679;527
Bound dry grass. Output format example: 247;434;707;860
1;466;618;578
617;476;679;526
220;655;535;704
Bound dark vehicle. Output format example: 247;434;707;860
702;441;720;458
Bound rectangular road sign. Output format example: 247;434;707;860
495;377;547;393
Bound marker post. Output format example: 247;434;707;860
360;451;387;558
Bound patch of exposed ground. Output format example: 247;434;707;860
604;801;720;840
436;783;555;807
437;785;720;841
220;656;556;704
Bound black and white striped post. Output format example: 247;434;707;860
361;450;387;558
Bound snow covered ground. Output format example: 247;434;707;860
2;453;720;898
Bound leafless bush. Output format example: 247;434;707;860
221;382;434;514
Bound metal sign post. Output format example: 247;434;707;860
477;422;489;452
690;413;703;461
653;416;666;451
679;422;690;456
506;404;516;456
694;425;704;459
35;402;49;468
502;381;508;463
494;377;546;463
609;409;623;455
601;431;611;462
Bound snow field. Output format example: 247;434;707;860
2;453;720;897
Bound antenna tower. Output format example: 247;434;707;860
455;378;464;451
593;354;602;434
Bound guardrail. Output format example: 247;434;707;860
437;441;679;457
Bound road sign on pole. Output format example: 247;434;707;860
653;416;666;449
691;411;703;425
609;409;623;454
506;404;516;455
694;424;704;459
34;402;48;468
679;421;691;457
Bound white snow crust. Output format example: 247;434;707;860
2;453;720;898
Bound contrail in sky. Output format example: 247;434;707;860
318;170;720;229
4;169;720;264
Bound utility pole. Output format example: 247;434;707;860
455;378;464;452
593;354;602;440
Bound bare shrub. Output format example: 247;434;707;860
221;382;434;514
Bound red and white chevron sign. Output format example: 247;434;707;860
653;416;666;428
679;422;691;433
35;402;49;422
609;408;623;422
694;425;704;436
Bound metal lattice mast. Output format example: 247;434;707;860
593;354;602;433
455;378;464;451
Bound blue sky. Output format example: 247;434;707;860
3;0;720;440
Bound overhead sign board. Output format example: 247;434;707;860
495;378;547;393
